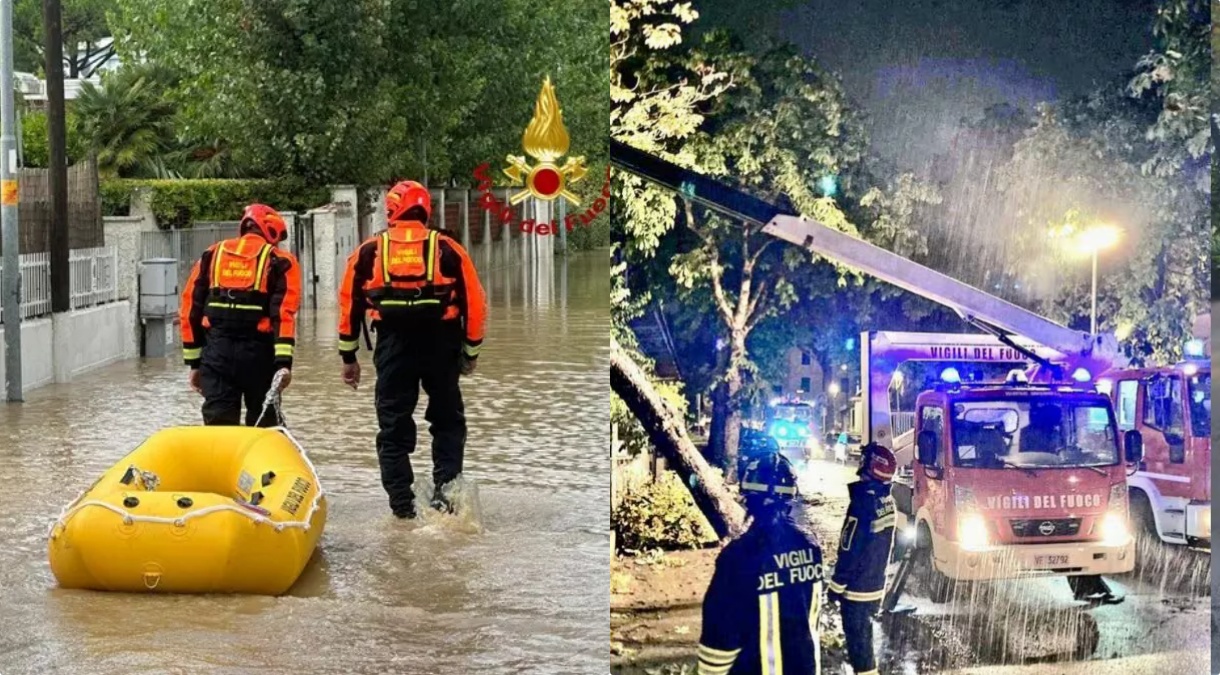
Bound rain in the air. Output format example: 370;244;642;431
611;0;1211;673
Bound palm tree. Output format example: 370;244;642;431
73;64;178;178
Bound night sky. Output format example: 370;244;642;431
693;0;1157;169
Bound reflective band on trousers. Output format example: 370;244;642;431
462;343;481;357
338;339;359;352
274;344;294;357
182;348;202;360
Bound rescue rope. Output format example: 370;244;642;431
254;368;290;428
47;426;326;539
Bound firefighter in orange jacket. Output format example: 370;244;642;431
180;204;301;426
337;181;487;519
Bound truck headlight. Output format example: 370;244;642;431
959;514;989;551
1100;512;1129;546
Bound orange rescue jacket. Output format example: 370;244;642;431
180;233;302;368
337;221;486;364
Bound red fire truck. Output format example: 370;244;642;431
854;332;1140;601
610;141;1146;602
1100;330;1210;549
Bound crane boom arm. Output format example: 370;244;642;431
610;139;1120;364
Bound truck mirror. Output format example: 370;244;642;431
917;430;938;466
1123;429;1143;464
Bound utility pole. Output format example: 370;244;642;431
1;0;21;401
43;0;68;314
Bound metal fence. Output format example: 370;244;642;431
0;246;119;323
140;225;232;291
69;246;119;310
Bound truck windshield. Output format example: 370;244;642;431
1189;373;1210;438
771;405;813;423
951;399;1118;469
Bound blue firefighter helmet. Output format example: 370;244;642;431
740;451;799;513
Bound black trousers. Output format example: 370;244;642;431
199;333;277;427
373;324;466;514
841;599;880;674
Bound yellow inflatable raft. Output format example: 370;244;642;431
48;426;327;595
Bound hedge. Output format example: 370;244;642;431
101;179;332;229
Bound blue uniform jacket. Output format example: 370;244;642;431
697;516;824;675
828;480;896;603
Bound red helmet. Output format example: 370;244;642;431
386;181;431;223
860;443;897;482
241;203;287;244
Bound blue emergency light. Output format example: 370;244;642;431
1071;368;1092;383
940;367;961;384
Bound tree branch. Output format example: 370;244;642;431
747;237;776;272
611;337;745;539
745;279;770;331
686;200;734;323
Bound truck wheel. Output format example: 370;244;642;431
1129;489;1157;539
916;523;954;604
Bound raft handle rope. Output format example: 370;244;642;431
254;368;291;428
47;426;325;540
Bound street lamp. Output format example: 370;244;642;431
1074;224;1120;335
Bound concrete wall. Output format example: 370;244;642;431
104;215;147;359
0;319;53;391
309;206;339;310
0;302;133;392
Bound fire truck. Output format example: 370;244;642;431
764;397;819;461
1100;327;1210;549
611;140;1146;600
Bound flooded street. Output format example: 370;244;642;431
0;246;610;674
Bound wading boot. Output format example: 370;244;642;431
394;502;417;519
430;491;455;514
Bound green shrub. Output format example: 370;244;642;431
99;178;331;227
21;109;87;168
613;471;712;553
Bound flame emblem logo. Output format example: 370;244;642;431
504;77;587;205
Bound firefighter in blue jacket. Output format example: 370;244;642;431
828;443;898;675
697;452;825;675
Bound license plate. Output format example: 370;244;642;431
1034;555;1068;566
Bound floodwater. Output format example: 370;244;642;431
0;246;610;674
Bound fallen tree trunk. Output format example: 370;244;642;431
611;336;745;539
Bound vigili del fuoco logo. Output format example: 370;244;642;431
473;77;610;236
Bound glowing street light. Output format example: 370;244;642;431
828;382;841;396
1070;224;1121;335
1054;220;1117;334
